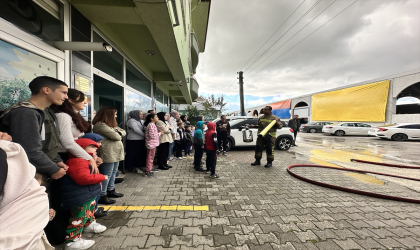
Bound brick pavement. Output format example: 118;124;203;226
54;148;420;250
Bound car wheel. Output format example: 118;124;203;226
225;138;233;151
391;133;407;141
335;130;345;136
309;128;317;133
276;137;292;150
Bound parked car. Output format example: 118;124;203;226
368;123;420;141
322;122;374;136
300;122;333;133
211;117;294;151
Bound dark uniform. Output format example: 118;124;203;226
255;114;282;162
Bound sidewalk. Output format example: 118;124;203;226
55;149;420;250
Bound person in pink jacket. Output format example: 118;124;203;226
144;114;161;177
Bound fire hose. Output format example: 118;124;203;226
287;159;420;204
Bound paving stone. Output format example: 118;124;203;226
203;225;224;236
241;225;263;234
214;234;237;247
117;226;142;236
161;226;183;236
248;243;273;250
235;233;258;245
193;235;215;246
354;237;386;249
270;242;296;250
332;239;362;250
260;224;281;233
212;217;231;226
223;225;243;235
293;230;318;243
154;218;175;226
134;218;156;226
277;222;300;233
174;218;193;226
375;237;406;249
314;240;342;250
95;236;125;249
194;217;212;226
255;233;280;244
393;236;420;248
170;235;193;247
183;226;203;236
145;235;170;248
121;236;148;248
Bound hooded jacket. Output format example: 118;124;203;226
205;122;219;151
0;101;61;176
194;121;205;146
59;138;105;210
0;140;49;250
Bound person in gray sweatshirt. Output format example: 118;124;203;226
0;76;69;179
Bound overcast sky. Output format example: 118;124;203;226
195;0;420;112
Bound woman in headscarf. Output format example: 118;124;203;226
180;115;191;127
126;110;146;173
155;112;174;170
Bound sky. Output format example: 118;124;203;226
195;0;420;112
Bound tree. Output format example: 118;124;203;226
184;105;199;126
198;94;228;121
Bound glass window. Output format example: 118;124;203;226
0;0;63;47
357;124;371;127
126;61;151;96
126;88;151;116
93;32;123;81
154;87;163;103
0;40;57;110
342;123;355;127
399;124;420;129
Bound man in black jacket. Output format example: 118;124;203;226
288;115;301;146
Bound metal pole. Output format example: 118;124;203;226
238;71;245;116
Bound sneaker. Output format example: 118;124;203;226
84;220;107;233
145;172;155;178
210;174;220;179
223;151;227;156
217;151;221;155
132;168;141;173
178;157;183;159
169;156;175;161
151;168;159;172
65;238;95;250
205;169;210;174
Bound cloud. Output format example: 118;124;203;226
396;97;420;105
196;0;420;101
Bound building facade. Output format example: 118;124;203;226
0;0;211;125
234;69;420;126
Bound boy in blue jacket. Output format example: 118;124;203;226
193;121;206;172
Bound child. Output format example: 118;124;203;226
205;122;219;178
176;122;186;159
193;121;206;171
184;125;193;157
144;113;161;177
60;138;107;249
81;133;107;219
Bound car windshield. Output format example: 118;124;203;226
380;124;398;127
229;119;246;126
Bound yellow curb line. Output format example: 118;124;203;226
99;205;209;211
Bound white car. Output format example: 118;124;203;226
322;122;374;136
210;117;294;151
368;123;420;141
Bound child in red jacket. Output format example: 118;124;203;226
60;138;108;250
205;122;219;178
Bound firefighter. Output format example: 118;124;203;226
250;106;282;168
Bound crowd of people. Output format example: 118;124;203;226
0;76;228;250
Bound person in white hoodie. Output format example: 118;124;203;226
0;132;53;250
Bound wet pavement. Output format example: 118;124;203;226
53;133;420;250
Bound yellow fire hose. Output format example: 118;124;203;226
258;120;277;137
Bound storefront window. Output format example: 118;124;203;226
0;40;57;110
93;32;123;81
0;0;64;47
154;87;163;103
126;62;151;96
126;89;152;116
155;102;168;113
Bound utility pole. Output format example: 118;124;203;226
238;71;245;116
